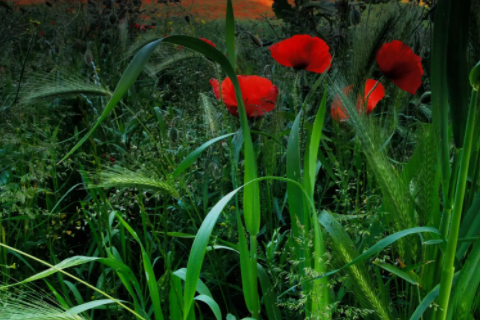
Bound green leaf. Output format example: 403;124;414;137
304;89;327;198
446;0;471;147
183;187;239;320
373;261;420;286
182;176;314;320
66;299;122;315
59;35;238;164
449;239;480;318
169;273;183;320
287;110;305;229
257;264;282;320
470;60;480;90
409;272;460;320
172;133;235;178
115;213;165;320
194;295;222;320
173;268;213;298
0;256;100;287
279;212;442;297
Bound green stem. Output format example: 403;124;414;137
250;234;259;319
436;89;478;320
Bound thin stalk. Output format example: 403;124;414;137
436;88;478;320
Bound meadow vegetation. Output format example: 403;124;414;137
1;0;480;319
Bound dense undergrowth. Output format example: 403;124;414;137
1;0;480;319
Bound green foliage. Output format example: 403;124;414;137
2;1;480;320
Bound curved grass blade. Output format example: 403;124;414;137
115;213;165;320
172;133;235;178
183;176;314;320
278;212;442;298
194;295;221;320
409;272;460;320
66;299;123;315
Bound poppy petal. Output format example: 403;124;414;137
200;37;216;48
363;79;385;114
251;85;279;117
211;76;278;118
331;85;353;122
210;78;220;100
376;40;423;95
269;35;332;73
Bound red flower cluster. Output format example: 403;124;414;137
205;33;421;122
210;76;278;118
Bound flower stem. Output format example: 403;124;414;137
436;88;479;320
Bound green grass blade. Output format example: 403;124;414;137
304;89;327;198
449;239;480;319
287;110;305;228
373;261;420;286
172;133;235;178
431;0;452;191
170;273;183;320
447;0;472;147
173;268;213;298
409;272;460;320
183;187;240;320
280;214;442;298
115;213;165;320
194;295;221;320
257;264;282;320
58;39;164;164
66;299;122;315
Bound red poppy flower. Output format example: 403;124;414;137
199;37;216;48
376;40;423;95
210;75;279;118
38;31;45;37
51;21;56;25
331;85;353;122
134;23;140;29
269;34;332;73
331;79;385;122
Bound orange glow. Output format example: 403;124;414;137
15;0;298;19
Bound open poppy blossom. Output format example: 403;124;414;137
269;35;332;73
376;40;423;95
210;75;279;118
331;79;385;122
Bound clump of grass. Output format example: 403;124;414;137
0;288;86;320
21;74;112;105
91;166;180;199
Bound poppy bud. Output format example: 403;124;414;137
46;1;52;6
109;13;118;25
470;60;480;91
184;15;190;24
168;127;178;142
249;33;263;47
